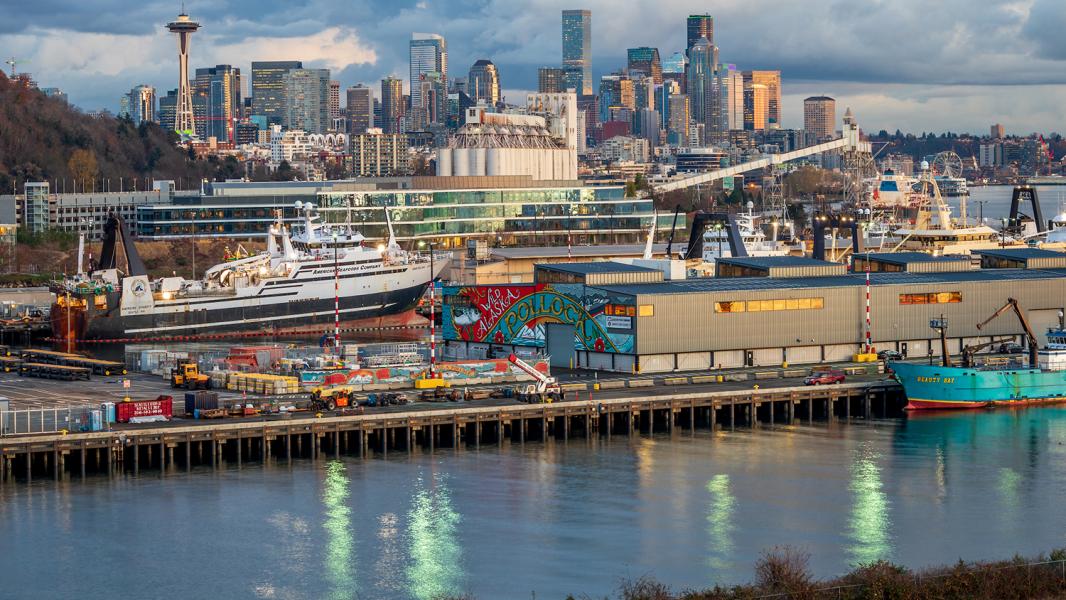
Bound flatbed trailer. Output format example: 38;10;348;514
0;356;22;373
18;362;91;381
19;349;126;375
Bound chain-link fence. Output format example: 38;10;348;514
0;406;103;436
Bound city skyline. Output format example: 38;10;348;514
4;0;1066;133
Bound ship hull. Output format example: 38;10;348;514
54;283;428;342
890;361;1066;410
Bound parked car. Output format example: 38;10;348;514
804;370;846;385
877;349;902;361
998;342;1023;354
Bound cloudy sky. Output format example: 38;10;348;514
5;0;1066;134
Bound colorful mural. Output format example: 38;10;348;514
299;358;550;386
442;284;635;353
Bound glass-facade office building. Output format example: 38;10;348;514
562;10;592;96
136;184;676;248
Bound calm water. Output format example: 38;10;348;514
961;184;1066;224
4;409;1066;599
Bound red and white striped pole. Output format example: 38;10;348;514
429;246;436;378
333;233;340;351
864;257;872;354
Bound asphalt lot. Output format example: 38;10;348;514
0;365;894;415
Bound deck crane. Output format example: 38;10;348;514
976;298;1039;368
507;354;561;403
960;337;1012;368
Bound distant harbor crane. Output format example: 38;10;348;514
5;57;27;77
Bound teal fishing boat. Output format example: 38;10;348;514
891;299;1066;409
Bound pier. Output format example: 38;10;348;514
0;380;902;483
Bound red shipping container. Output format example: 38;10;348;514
116;396;173;423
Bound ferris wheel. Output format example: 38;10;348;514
931;151;964;178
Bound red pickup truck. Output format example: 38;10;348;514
804;370;846;385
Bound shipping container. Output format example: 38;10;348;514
184;391;219;414
116;397;173;423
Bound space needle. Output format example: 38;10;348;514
166;6;200;139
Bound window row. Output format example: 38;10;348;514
899;291;962;305
714;297;825;313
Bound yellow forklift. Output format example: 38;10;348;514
171;363;211;390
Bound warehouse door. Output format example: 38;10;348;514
546;323;577;369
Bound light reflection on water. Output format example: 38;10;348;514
405;471;463;600
706;474;736;571
4;407;1066;599
322;461;355;600
847;444;891;565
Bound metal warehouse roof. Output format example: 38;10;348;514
538;261;660;274
973;248;1066;260
716;256;839;269
595;268;1066;296
492;244;672;259
858;252;970;265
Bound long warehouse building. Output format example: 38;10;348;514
442;249;1066;373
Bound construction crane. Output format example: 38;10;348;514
4;57;26;77
507;354;561;403
976;298;1039;368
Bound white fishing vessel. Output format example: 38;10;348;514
887;162;1001;255
701;202;804;262
52;203;447;341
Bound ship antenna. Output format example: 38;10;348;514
384;206;397;249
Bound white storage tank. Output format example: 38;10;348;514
474;148;487;176
437;148;452;176
487;148;501;176
454;148;470;176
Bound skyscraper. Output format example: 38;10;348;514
667;94;690;144
414;71;446;128
380;76;404;134
346;84;374;134
744;83;768;131
687;14;713;52
633;75;655;112
803;96;835;139
722;66;744;131
538;67;565;93
126;85;156;126
627;47;662;84
328;80;341;122
410;33;447;119
743;70;781;128
158;89;178;132
657;79;680;129
165;10;200;137
194;65;241;142
468;59;501;106
599;74;634;125
562;9;592;96
686;38;714;125
284;68;330;134
662;51;687;92
251;61;303;125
